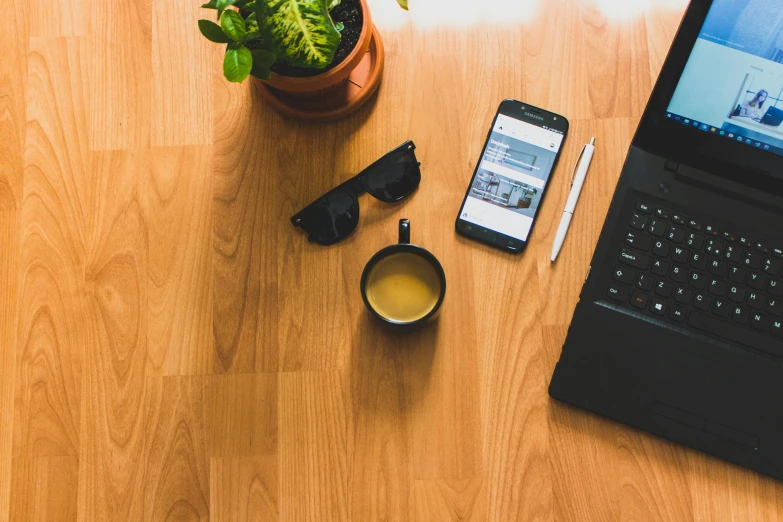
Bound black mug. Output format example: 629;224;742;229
360;219;446;325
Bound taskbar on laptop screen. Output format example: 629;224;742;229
666;112;783;157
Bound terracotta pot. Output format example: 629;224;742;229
254;0;385;122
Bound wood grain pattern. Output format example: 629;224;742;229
3;0;783;520
147;146;213;376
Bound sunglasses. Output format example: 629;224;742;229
291;141;421;245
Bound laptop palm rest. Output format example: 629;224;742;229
655;343;765;449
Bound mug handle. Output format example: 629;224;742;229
399;219;410;244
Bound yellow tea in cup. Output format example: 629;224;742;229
364;252;442;323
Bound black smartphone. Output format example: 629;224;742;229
456;99;569;253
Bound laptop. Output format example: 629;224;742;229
550;0;783;481
761;106;783;127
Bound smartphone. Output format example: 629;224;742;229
456;100;569;253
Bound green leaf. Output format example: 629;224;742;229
198;19;231;43
234;0;254;7
328;0;341;10
202;0;218;8
397;0;408;9
250;49;276;80
223;46;253;82
217;0;238;19
221;10;247;41
334;21;344;32
257;0;341;68
240;30;262;43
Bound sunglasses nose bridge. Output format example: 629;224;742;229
349;176;366;194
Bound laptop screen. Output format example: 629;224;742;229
666;0;783;157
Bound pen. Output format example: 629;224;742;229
551;137;596;262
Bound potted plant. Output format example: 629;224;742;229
199;0;406;122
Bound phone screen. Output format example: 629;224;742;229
459;114;565;242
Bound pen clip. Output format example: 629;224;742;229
570;145;587;186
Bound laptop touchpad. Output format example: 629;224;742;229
656;341;771;441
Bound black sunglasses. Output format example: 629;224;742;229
291;141;421;245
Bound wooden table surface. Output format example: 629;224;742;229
3;0;783;520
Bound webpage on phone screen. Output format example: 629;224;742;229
461;114;564;242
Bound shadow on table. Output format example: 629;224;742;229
348;312;440;413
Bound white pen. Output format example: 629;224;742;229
551;137;596;262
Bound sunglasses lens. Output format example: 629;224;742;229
295;191;359;245
364;146;421;202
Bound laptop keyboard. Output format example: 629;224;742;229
606;200;783;357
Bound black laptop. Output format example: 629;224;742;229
550;0;783;481
762;106;783;127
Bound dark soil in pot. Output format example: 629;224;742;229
270;0;363;78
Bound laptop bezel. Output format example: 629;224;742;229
634;0;783;193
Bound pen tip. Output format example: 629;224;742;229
590;137;595;145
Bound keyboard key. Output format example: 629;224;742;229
732;306;750;324
705;239;724;257
712;299;730;318
686;233;704;250
768;298;783;317
769;279;783;297
694;293;712;311
630;213;648;231
668;226;686;243
636;202;652;214
670;265;687;283
670;305;687;322
671;214;686;226
671;247;689;263
689;272;708;290
723;231;737;242
739;236;754;248
687;219;703;232
773;247;783;259
756;243;770;254
743;252;762;269
690;252;707;270
650;298;668;316
625;230;651;251
709;279;726;296
655;208;670;220
652;240;670;257
613;266;635;285
689;312;783;356
748;272;766;290
764;258;781;276
619;248;650;270
724;245;742;263
655;280;674;298
772;320;783;338
709;259;727;277
729;266;747;284
747;291;764;310
674;287;693;304
652;259;669;277
752;313;769;331
636;273;654;292
705;224;720;237
607;284;629;302
648;219;667;237
728;285;746;302
630;291;649;309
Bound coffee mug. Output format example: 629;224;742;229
361;219;446;325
